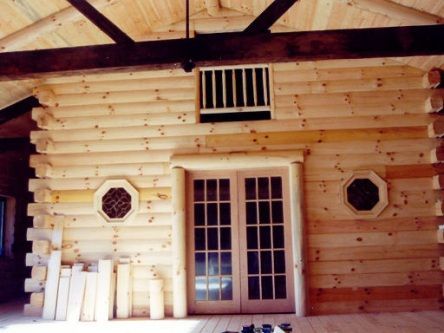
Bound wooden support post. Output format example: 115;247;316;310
289;162;306;317
55;267;71;321
95;260;113;321
171;167;187;318
116;263;132;319
42;250;61;320
149;279;165;320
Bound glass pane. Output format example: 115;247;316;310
260;226;271;249
261;276;273;299
247;226;258;249
271;177;282;199
194;179;204;201
195;252;206;276
207;228;219;250
261;251;272;274
220;227;231;250
246;202;257;224
219;203;231;225
259;202;270;224
275;276;287;299
195;276;207;301
195;228;205;251
274;250;286;274
208;277;220;300
221;252;232;275
258;177;270;199
271;201;283;224
247;251;259;274
194;203;205;226
219;179;230;201
206;179;217;201
248;276;260;300
221;277;233;300
208;252;219;275
272;226;284;249
245;178;256;200
207;203;218;225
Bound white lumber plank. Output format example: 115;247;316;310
80;272;98;322
42;250;61;320
95;260;113;321
116;263;132;319
55;267;71;321
66;270;87;322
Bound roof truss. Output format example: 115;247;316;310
244;0;299;33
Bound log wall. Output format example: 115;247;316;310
27;59;444;316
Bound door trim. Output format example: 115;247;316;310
170;150;306;317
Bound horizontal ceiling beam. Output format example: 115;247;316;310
0;25;442;80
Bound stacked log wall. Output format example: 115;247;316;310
28;59;444;316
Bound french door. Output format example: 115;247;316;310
187;169;294;314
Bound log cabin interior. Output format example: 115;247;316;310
0;0;443;332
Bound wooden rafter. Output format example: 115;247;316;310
0;0;117;52
0;25;442;80
0;96;40;125
244;0;298;33
338;0;443;25
66;0;134;44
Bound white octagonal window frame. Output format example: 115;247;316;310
94;179;139;226
341;170;388;219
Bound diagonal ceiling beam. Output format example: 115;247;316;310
66;0;134;44
0;96;40;125
0;0;117;52
338;0;443;25
244;0;299;33
0;25;442;80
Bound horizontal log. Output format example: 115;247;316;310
132;265;172;279
33;187;171;203
36;110;196;130
385;164;443;179
309;258;439;275
30;292;44;308
133;278;173;293
34;213;171;229
24;278;45;293
425;95;443;113
29;175;171;191
274;77;425;95
34;136;204;154
273;58;402;70
25;253;49;267
27;228;52;242
62;239;171;253
273;65;424;83
310;271;442;289
309;285;442;303
31;266;47;280
34;163;171;179
62;251;171;266
308;216;441;234
311;298;442;315
63;226;171;241
440;257;444;270
33;100;196;119
27;200;171;216
438;228;444;243
431;146;444;163
23;304;43;317
1;25;443;79
32;240;50;255
428;117;444;137
309;243;444;262
423;69;442;89
309;230;437;248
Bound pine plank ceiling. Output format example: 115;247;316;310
0;0;442;110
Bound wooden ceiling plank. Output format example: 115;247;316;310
244;0;299;33
0;0;117;52
65;0;134;44
0;96;40;125
338;0;443;24
0;24;442;80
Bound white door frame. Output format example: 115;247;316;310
170;150;306;317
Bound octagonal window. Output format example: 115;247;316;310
102;187;132;220
94;180;139;225
341;170;388;219
346;178;379;211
